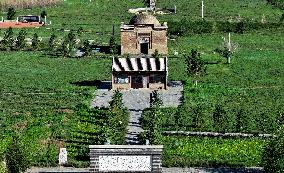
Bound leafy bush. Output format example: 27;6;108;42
140;91;163;145
267;0;284;9
168;19;283;35
108;91;129;144
262;126;284;173
67;92;129;166
31;33;40;51
6;7;16;20
5;134;30;173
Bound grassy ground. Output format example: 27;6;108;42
165;27;284;134
0;51;111;166
0;0;282;41
0;51;111;114
162;136;266;167
0;0;283;168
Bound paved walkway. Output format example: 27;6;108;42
26;167;263;173
91;81;183;144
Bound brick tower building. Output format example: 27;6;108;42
120;13;168;55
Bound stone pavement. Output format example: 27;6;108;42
91;81;183;144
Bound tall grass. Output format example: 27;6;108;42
0;0;63;10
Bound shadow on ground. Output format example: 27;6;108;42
71;80;111;89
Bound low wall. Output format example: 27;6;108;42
89;145;163;173
0;21;44;28
149;83;165;90
163;131;276;138
112;83;130;90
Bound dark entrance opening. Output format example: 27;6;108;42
131;75;143;88
140;43;149;54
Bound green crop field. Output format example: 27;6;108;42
0;0;283;169
162;136;266;167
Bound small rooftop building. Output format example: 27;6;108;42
112;56;167;90
120;13;168;55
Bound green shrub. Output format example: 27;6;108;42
108;91;129;144
15;29;27;50
168;19;283;35
5;134;30;173
6;7;16;20
141;91;163;145
262;126;284;173
31;33;40;51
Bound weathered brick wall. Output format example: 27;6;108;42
121;30;137;55
89;145;163;173
121;26;167;55
151;30;167;55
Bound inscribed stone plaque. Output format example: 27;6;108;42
58;148;67;165
99;156;151;171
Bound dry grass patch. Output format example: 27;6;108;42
0;0;63;9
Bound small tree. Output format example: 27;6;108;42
5;134;30;173
82;40;92;57
185;49;206;85
40;10;47;18
60;31;76;58
191;104;204;130
152;49;160;58
77;27;83;36
235;21;244;34
15;29;27;50
141;90;163;145
48;33;56;51
109;36;118;54
61;38;69;58
280;13;284;23
150;90;162;107
108;91;129;144
262;125;284;173
7;7;16;20
31;33;40;50
221;33;238;63
213;103;227;132
0;27;14;51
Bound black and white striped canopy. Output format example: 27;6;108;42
112;57;167;72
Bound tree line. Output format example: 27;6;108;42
0;27;119;58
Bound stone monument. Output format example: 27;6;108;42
59;148;68;165
149;0;156;11
89;145;163;173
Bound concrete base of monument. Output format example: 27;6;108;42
89;145;163;173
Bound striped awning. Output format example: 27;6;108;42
112;57;167;72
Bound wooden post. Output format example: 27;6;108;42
228;33;231;63
174;5;177;14
112;25;115;36
228;33;231;51
45;16;47;24
201;1;204;19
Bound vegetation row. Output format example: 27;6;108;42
168;19;284;36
